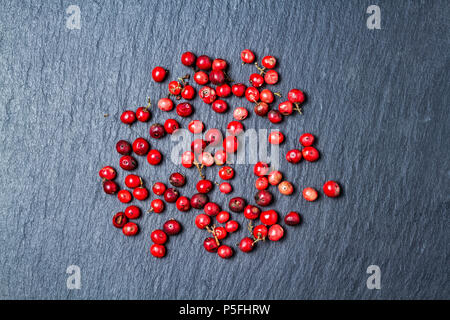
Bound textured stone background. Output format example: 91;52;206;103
0;0;449;300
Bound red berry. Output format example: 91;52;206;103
119;155;137;171
196;55;212;70
194;71;209;85
203;237;219;253
198;152;214;167
267;110;283;124
211;99;228;113
255;190;273;206
268;131;284;144
253;162;269;177
212;58;227;70
299;133;315;147
268;224;284;241
181;151;195;168
191;138;207;154
244;205;260;220
149;123;166;139
181;51;196;67
204;202;220;217
120;110;136;125
99;166;116;180
152;182;166;195
150;244;166;258
254;102;269;116
288;89;305;104
323;180;341;198
209;69;225;85
260;89;275;104
245;87;260;102
278;181;294;195
232;83;246;97
122;222;138;236
132;137;150;156
285;211;301;226
303;187;318;201
229;197;246;212
169;172;186;187
157;98;174;111
255;177;269;190
278;101;293;115
196;179;213;193
218;166;234;180
164;188;179;203
268;171;283;185
264;70;278;85
190;193;209;209
226;121;244;136
262;56;277;69
150;199;164;213
181;85;195;100
133;187;149;201
118;190;132;203
151;229;168;245
233;107;248;120
147;149;162;165
205;128;222;146
223;135;238;153
163;219;181;235
164;119;180;134
225;220;239;233
125;174;141;188
249;73;264;88
199;86;217;104
241;49;255;64
302;146;320;162
188;120;204;134
195;214;211;229
112;212;128;228
239;237;254;252
217;245;233;259
176;196;191;212
214;149;227;165
116;140;131;155
216;84;231;97
168;80;182;96
103;180;118;194
216;211;230;224
136;107;151;122
253;224;268;239
260;210;278;225
286;149;302;163
152;66;166;82
219;182;232;194
176;102;194;117
124;205;141;219
215;226;227;240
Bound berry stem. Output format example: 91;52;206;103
254;62;266;75
144;97;151;112
193;161;205;179
206;225;220;246
294;103;303;114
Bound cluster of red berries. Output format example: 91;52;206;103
99;48;342;259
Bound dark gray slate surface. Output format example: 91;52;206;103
0;0;449;300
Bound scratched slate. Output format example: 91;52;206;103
0;0;449;300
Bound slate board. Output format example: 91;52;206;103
0;0;449;300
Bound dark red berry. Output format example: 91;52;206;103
212;58;227;70
254;102;269;116
199;86;217;104
323;181;341;197
169;172;186;187
190;193;209;209
99;166;116;180
152;66;167;82
285;211;301;226
253;224;268;239
286;149;302;163
152;182;166;195
204;202;220;217
239;237;254;252
203;237;219;253
132;137;150;156
211;99;228;113
150;199;164;213
194;71;209;85
164;188;179;203
176;102;194;117
209;69;225;85
268;224;284;241
232;83;246;97
124;205;141;219
124;174;141;188
150;244;166;258
181;51;196;67
225;220;239;233
244;205;260;220
195;214;211;229
176;196;191;211
147;149;162;165
149;123;166;139
116;140;131;155
299;133;315;147
133;187;149;201
217;245;233;259
219;166;234;180
181;85;195;100
245;87;260;102
216;211;230;224
119;155;137;171
267;110;283;124
196;179;213;193
112;212;128;228
122;222;139;236
163;219;181;235
151;229;168;245
249;73;264;88
120;110;136;125
229;197;246;212
302;147;319;162
117;189;132;203
216;84;231;97
196;55;212;70
164;119;180;134
255;190;273;207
